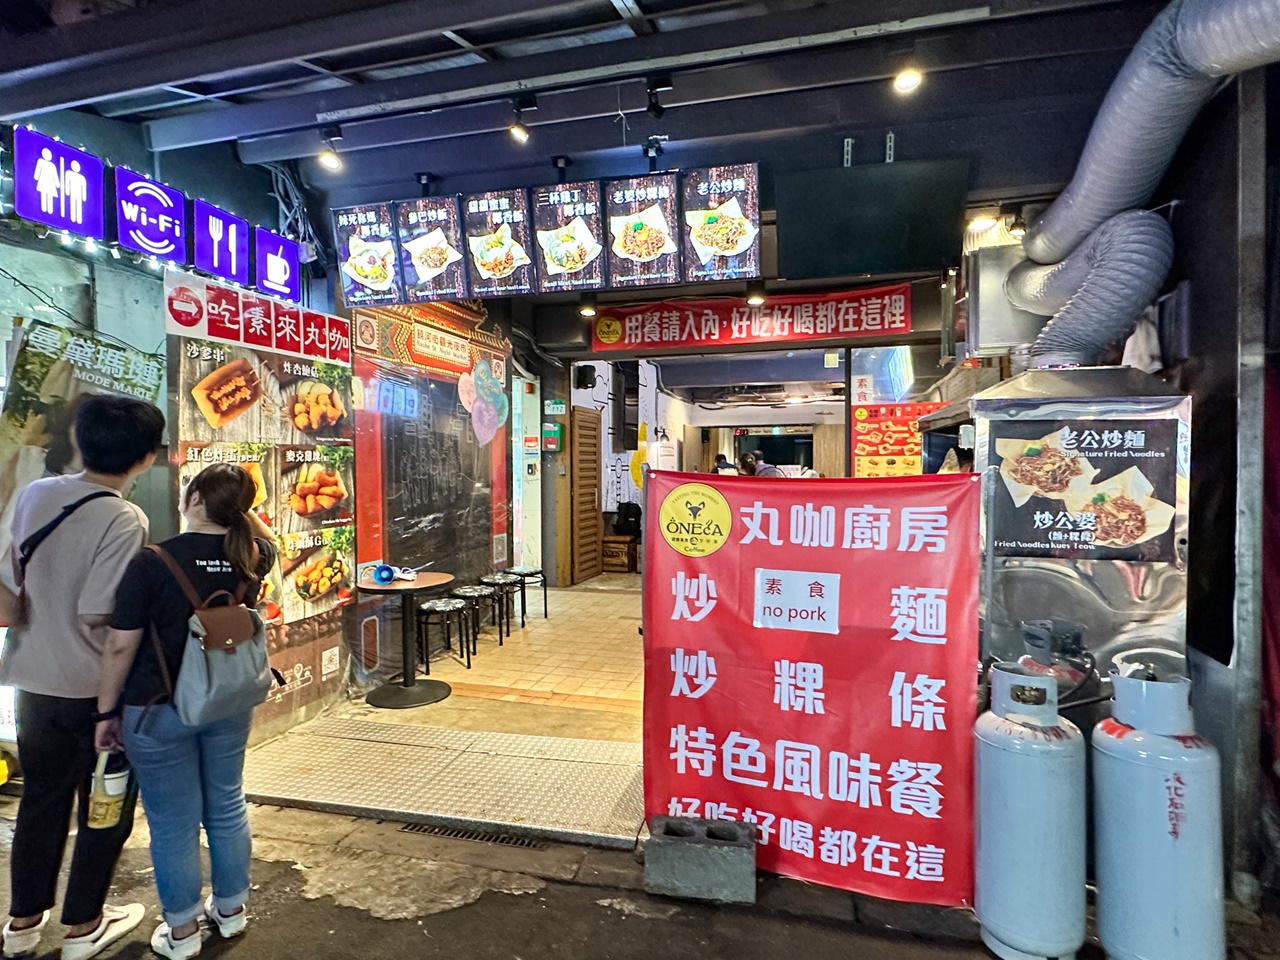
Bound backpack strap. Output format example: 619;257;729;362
16;490;116;585
146;545;204;609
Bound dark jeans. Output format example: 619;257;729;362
10;691;137;925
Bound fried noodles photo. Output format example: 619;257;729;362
1082;493;1148;546
1007;444;1084;494
619;221;668;261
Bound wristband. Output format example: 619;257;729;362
92;706;121;723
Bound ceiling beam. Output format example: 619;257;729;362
234;3;1150;164
144;0;1131;151
441;29;498;62
0;0;594;119
610;0;655;36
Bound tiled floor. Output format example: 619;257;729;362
424;577;644;718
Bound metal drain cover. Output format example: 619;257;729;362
398;822;547;849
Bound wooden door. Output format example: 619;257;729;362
570;406;603;583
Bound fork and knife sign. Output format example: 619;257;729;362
207;215;237;275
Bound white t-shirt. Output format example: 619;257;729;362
0;474;148;699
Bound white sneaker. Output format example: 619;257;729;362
2;911;48;957
62;904;145;960
149;922;202;960
202;898;246;939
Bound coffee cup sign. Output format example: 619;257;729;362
255;227;301;303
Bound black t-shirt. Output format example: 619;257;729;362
110;533;276;707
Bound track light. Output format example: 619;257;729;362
317;125;344;171
578;293;598;318
893;68;924;94
745;280;767;306
646;77;671;120
509;95;537;144
1008;216;1027;240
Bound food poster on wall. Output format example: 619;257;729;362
396;198;468;302
531;180;605;293
462;190;535;296
987;419;1178;561
0;321;165;558
852;403;947;478
681;164;761;282
333;203;403;307
605;173;680;287
177;441;283;625
279;524;355;625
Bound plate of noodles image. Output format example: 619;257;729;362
995;431;1098;507
1063;467;1175;548
610;204;677;264
468;222;530;281
685;197;759;264
404;229;462;284
536;217;602;276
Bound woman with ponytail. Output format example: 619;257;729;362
94;464;275;959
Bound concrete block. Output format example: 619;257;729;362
643;816;756;905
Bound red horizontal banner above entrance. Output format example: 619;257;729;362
589;284;911;353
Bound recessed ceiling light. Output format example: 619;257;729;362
893;68;923;94
968;216;999;232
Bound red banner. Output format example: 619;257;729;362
591;285;911;353
643;472;980;905
163;271;350;367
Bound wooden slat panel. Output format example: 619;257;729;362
570;405;603;583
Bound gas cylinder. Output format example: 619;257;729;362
1093;669;1225;960
975;663;1086;960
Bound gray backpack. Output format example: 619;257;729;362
147;544;272;726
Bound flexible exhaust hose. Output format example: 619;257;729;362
1007;0;1280;366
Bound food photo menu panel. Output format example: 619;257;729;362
333;203;403;308
462;190;536;297
681;164;761;282
531;181;605;293
605;173;680;287
396;197;468;302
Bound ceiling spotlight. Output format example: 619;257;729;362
967;215;999;232
317;125;344;171
646;77;671;120
893;68;924;94
745;280;767;306
510;95;537;144
578;293;598;318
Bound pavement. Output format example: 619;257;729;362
0;796;1274;960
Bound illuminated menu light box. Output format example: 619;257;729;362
604;173;680;288
462;189;536;297
396;197;468;302
531;180;606;294
11;127;106;240
681;164;761;282
254;227;302;303
333;203;403;307
194;199;250;286
114;167;187;261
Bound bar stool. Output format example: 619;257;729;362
451;584;503;646
419;598;473;669
508;565;547;626
479;572;521;636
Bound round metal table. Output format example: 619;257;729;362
357;572;455;709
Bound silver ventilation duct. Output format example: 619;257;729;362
1006;0;1280;366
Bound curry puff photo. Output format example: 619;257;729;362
996;432;1098;507
1064;467;1175;548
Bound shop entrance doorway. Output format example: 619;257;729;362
570;405;603;583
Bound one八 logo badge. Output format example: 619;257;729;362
659;482;731;558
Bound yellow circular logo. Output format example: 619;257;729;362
854;406;869;420
595;315;623;345
659;483;732;558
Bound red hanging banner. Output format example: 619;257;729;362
643;471;980;906
590;285;911;354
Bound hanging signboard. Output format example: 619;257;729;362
164;271;350;367
193;199;250;287
591;285;912;353
11;126;106;240
531;180;606;293
254;227;302;303
851;402;948;479
114;167;187;261
681;164;761;283
462;189;536;297
643;471;980;906
333;203;403;307
605;173;680;287
986;418;1178;561
396;197;468;302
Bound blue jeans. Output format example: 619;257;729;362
122;705;253;927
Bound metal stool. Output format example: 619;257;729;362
419;598;473;669
479;573;521;636
508;565;547;626
451;584;503;647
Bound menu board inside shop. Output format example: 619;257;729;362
334;203;402;307
531;180;605;293
681;164;760;282
852;403;946;478
605;173;680;287
463;190;535;297
396;197;468;302
987;419;1178;561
